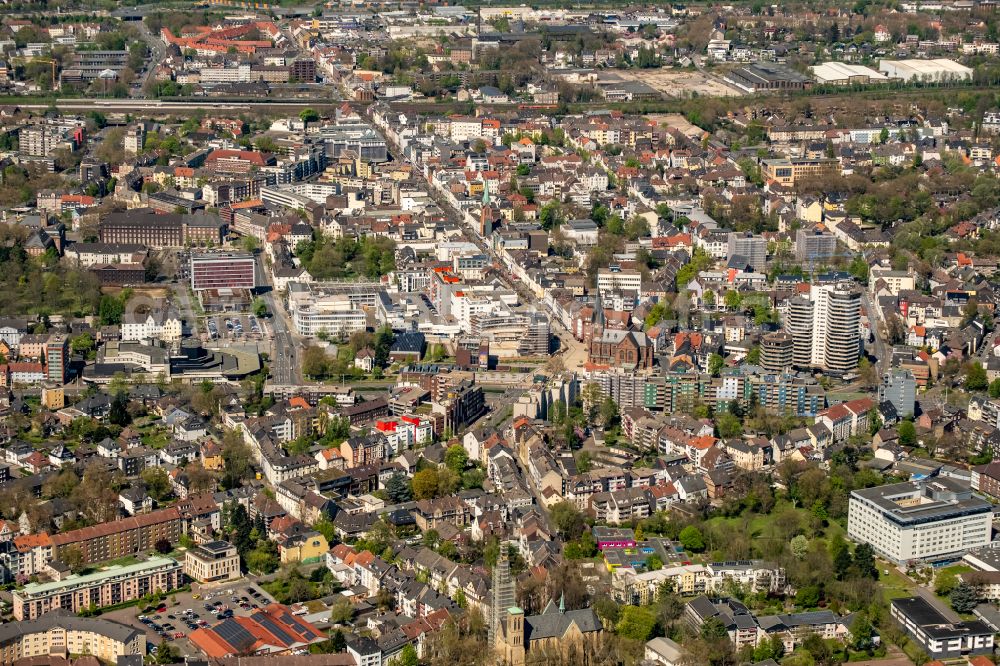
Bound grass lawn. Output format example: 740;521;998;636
877;562;916;600
703;500;847;541
96;555;141;569
141;428;171;450
935;563;973;578
933;563;974;611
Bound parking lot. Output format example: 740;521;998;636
102;582;276;657
203;314;267;342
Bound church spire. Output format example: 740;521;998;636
592;288;606;330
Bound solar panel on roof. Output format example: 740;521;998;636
279;612;317;640
253;614;294;646
214;620;257;653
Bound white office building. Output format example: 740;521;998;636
847;478;993;565
597;269;642;298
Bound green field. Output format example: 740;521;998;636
703;500;847;539
877;565;916;600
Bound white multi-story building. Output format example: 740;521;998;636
120;308;182;343
847;478;993;565
288;289;370;338
785;282;861;376
65;243;147;267
869;266;915;296
123;124;145;154
198;63;252;84
596;269;642;298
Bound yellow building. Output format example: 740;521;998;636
41;384;65;410
201;441;224;471
761;158;838;187
278;531;329;564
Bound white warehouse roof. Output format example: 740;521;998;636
877;58;973;81
811;62;888;84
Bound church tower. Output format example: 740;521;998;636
489;548;515;647
480;184;498;237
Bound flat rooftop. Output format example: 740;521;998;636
18;556;180;597
852;479;992;526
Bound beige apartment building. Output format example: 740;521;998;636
0;612;144;663
12;556;182;620
183;540;241;583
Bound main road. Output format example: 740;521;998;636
255;253;301;386
859;279;891;375
131;16;167;98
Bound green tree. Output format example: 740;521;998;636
141;467;171;501
599;396;619;427
966;362;988;391
700;616;729;641
329;595;354;624
252;298;268;318
753;635;785;662
951;581;978;613
70;333;96;358
411;468;440;500
679;525;705;552
386;473;412;502
616;606;657;641
990;378;1000;399
60;545;86;573
155;640;180;664
108;391;131;427
898;420;917;446
790;535;810;560
549;501;586;540
708;353;724;376
849;611;876;651
392;644;419;666
444;444;468;474
795;585;821;608
299;108;319;123
853;543;878;579
832;538;852;580
849;255;869;282
246;540;279;574
935;568;959;596
715;412;742;439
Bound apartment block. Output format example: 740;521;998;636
183;540;241;583
49;507;183;565
13;556;182;620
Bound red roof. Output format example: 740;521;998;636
288;396;310;410
375;420;398;432
189;604;323;657
14;533;51;552
206;149;268;166
50;507;181;547
688;435;717;450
